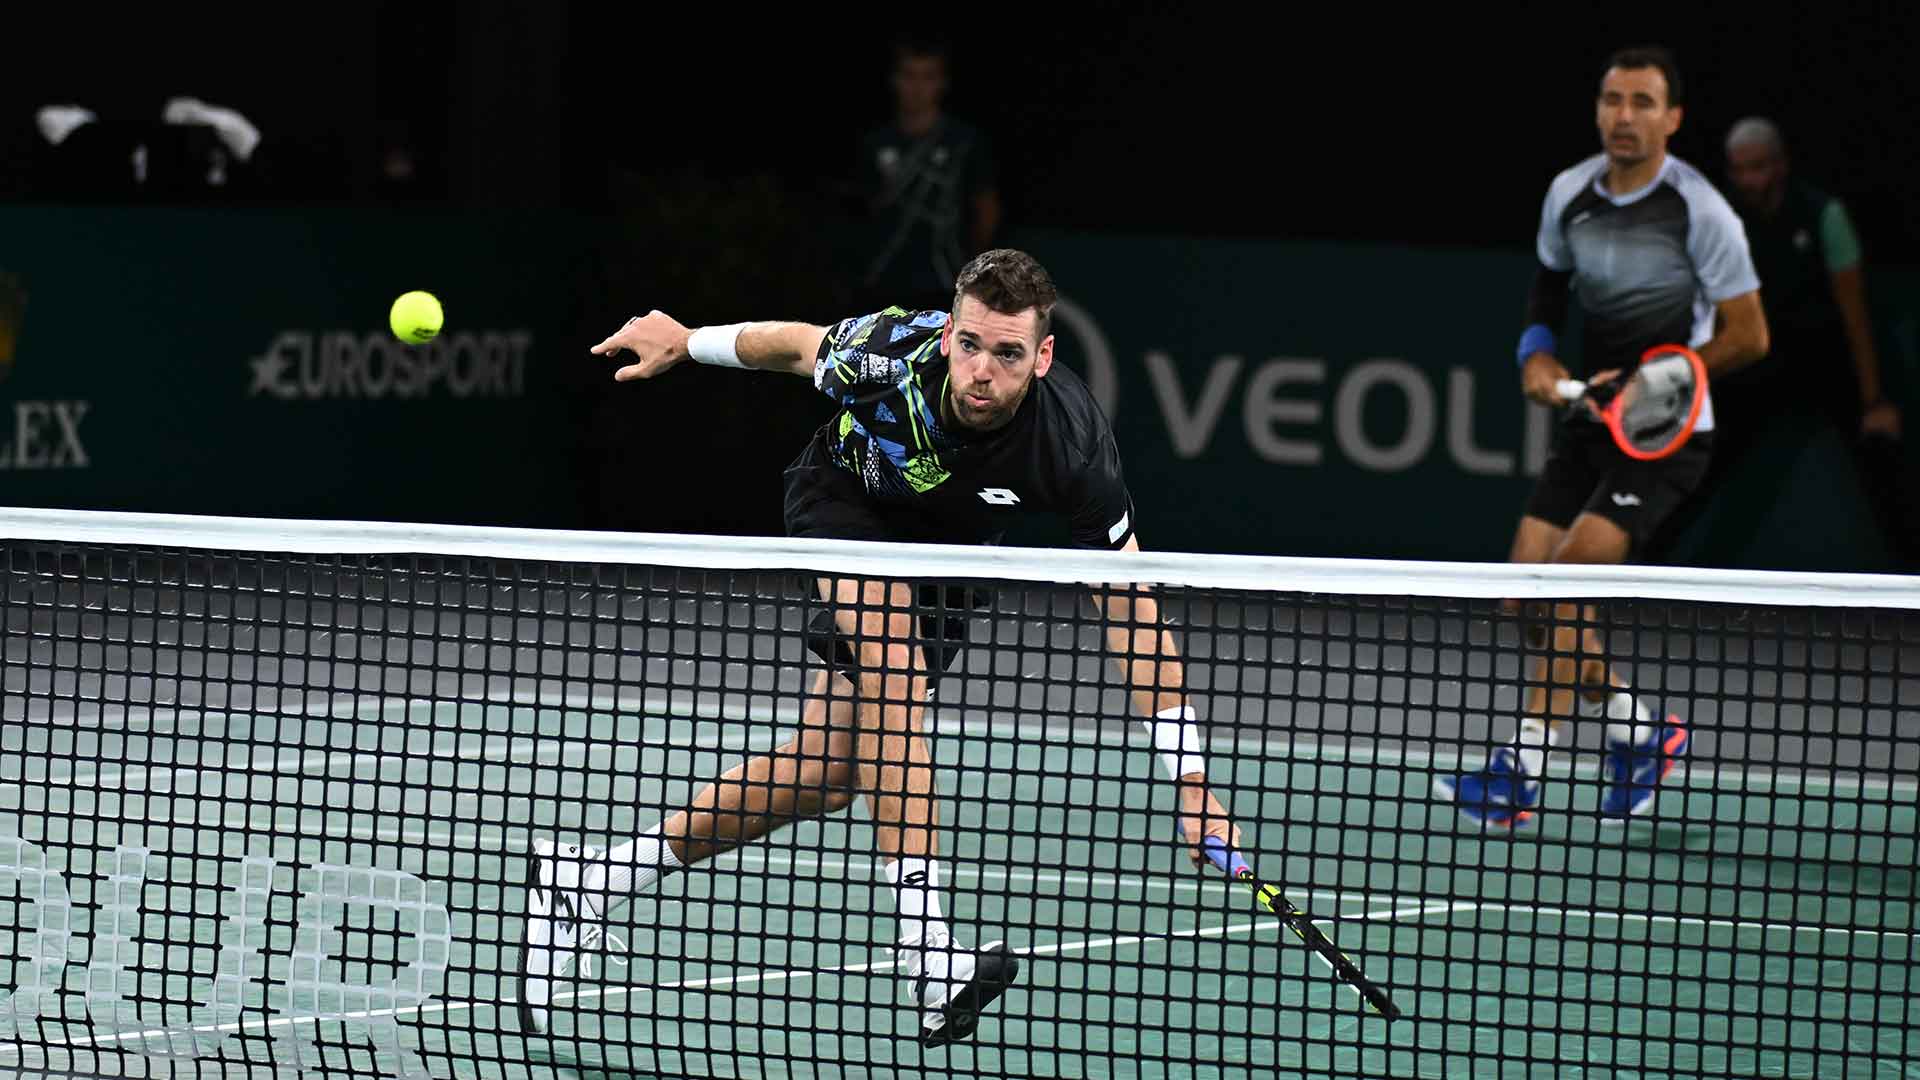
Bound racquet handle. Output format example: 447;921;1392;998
1554;378;1586;401
1201;835;1252;878
1198;836;1405;1021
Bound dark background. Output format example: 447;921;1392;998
8;3;1918;260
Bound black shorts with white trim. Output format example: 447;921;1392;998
782;435;996;689
1523;419;1715;555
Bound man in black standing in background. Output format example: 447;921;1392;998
1648;116;1917;568
854;35;1003;314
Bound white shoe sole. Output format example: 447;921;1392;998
516;838;563;1034
921;941;1019;1049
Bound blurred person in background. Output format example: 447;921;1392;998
33;93;261;200
1647;117;1917;568
852;34;1002;314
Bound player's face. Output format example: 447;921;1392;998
1725;141;1786;210
893;55;946;116
941;296;1055;432
1595;66;1681;167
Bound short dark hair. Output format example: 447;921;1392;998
1603;45;1683;107
893;33;950;69
953;249;1058;341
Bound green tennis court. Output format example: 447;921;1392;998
6;693;1914;1080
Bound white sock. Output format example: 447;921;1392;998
582;827;683;918
885;857;951;949
1511;718;1558;777
1600;689;1658;748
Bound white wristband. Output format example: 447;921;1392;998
687;323;749;368
1150;705;1207;780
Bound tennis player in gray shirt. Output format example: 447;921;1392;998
1437;45;1770;829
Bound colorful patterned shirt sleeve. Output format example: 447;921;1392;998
812;308;944;404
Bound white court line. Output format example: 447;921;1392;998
16;736;598;793
9;696;424;788
768;843;1272;902
0;809;1329;911
1466;899;1920;942
9;693;1914;955
36;911;1316;1049
470;689;1920;795
16;693;421;734
68;747;1890;944
13;871;1915;1052
17;840;1425;1052
13;698;799;789
585;852;1920;946
468;692;1920;796
1360;899;1479;923
9;692;1914;796
0;810;1899;950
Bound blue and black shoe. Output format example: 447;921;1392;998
1434;748;1541;829
1599;722;1689;821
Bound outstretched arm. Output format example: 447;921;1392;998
590;311;827;381
1096;535;1244;869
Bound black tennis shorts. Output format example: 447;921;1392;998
782;434;997;688
1524;418;1715;553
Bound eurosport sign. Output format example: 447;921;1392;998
0;204;585;525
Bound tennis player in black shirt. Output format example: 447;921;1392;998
515;250;1245;1049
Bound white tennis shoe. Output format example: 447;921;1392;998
896;927;1020;1048
516;838;606;1034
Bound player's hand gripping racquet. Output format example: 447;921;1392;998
1555;343;1708;461
1201;835;1402;1020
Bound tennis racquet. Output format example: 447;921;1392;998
1555;343;1708;461
1200;835;1402;1020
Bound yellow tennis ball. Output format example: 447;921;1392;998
389;290;443;345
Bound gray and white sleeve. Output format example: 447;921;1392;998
1534;163;1592;272
1684;186;1762;302
1536;186;1574;272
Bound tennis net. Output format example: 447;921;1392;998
2;507;1916;1079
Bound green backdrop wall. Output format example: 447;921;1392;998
1;207;1910;571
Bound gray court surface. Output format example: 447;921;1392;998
1;551;1916;1078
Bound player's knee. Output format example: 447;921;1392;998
855;641;919;689
791;751;860;811
819;759;860;809
1552;516;1632;565
805;671;860;723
